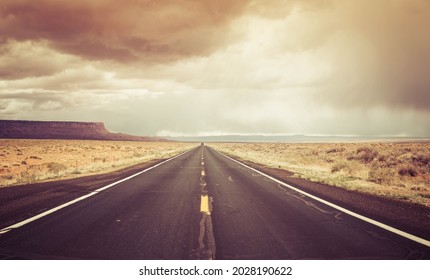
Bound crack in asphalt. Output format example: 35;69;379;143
277;185;344;224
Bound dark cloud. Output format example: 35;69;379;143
0;0;250;62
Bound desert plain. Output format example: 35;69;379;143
210;142;430;207
1;139;429;208
0;139;196;187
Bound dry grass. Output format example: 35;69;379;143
209;142;430;207
0;139;197;187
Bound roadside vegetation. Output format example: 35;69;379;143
0;139;196;187
209;142;430;207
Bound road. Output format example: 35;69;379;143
0;145;429;259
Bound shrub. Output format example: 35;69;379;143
398;165;418;177
368;167;396;184
1;175;13;180
326;148;345;154
331;161;351;173
377;155;386;162
46;162;67;175
347;155;355;161
356;147;379;163
30;156;42;160
19;170;36;183
412;154;430;167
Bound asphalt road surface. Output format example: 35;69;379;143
0;145;429;259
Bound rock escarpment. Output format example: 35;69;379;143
0;120;166;141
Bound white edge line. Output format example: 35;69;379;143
0;148;195;235
213;148;430;248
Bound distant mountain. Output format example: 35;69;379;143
166;134;430;143
0;120;168;141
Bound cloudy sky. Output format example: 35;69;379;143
1;0;430;137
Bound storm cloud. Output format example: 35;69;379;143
0;0;248;62
1;0;430;136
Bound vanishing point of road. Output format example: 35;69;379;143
0;145;429;259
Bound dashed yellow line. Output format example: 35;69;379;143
200;195;210;215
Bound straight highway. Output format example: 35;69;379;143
0;145;429;259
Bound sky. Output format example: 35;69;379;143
1;0;430;137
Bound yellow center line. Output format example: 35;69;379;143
200;195;210;215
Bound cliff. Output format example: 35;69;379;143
0;120;167;141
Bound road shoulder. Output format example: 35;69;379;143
224;155;430;240
0;159;164;229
